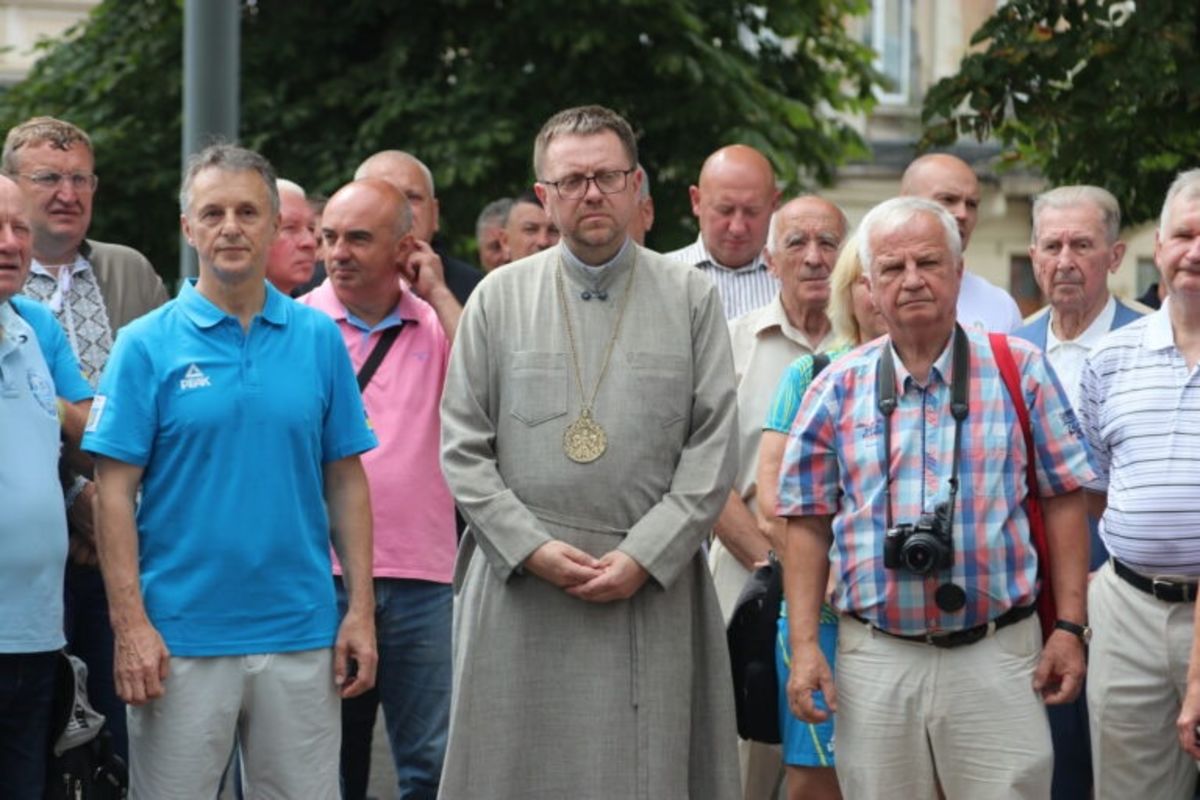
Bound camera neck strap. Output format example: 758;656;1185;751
875;324;971;532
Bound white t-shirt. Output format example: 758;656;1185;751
957;270;1023;333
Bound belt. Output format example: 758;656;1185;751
1112;558;1198;603
850;603;1036;649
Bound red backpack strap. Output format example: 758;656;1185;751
989;333;1056;642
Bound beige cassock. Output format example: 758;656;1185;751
439;242;741;800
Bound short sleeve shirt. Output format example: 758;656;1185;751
763;345;853;434
299;282;457;583
1078;303;1200;576
83;280;377;656
0;301;69;652
10;295;92;403
778;329;1095;635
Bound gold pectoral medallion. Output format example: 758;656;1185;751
554;252;637;465
563;408;607;463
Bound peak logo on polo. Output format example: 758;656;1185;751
179;364;212;391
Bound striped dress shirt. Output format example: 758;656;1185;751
778;329;1095;635
1079;301;1200;576
665;235;779;320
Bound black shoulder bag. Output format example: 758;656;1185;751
727;351;831;744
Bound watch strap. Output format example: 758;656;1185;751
1053;619;1090;642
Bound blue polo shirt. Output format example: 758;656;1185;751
10;294;92;403
0;300;70;653
82;280;377;657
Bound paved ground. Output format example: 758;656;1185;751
218;713;396;798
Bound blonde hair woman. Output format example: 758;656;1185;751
755;234;885;800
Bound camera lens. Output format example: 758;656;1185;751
903;544;933;574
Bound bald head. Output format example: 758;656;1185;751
768;195;848;255
322;178;417;314
900;153;981;249
689;144;780;269
327;178;412;239
354;150;439;243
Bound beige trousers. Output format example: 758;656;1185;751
128;648;340;799
834;613;1052;800
1088;561;1200;800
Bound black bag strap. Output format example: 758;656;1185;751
356;325;402;393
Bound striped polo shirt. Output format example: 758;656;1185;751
1079;300;1200;576
665;235;779;320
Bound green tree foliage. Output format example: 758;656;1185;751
1;0;883;283
921;1;1200;225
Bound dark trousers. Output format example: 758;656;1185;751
1048;687;1091;800
0;650;58;799
336;578;451;800
341;685;381;799
1046;521;1108;800
64;563;126;761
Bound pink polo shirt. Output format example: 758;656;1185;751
300;281;456;584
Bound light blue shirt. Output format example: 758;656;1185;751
9;294;92;403
83;280;377;656
0;300;69;653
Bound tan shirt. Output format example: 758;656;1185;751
727;293;835;508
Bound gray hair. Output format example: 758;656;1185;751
637;163;651;200
2;116;93;175
180;143;279;217
354;150;436;198
276;178;307;201
858;197;961;270
766;196;850;255
476;197;514;240
533;105;638;178
1160;168;1200;235
1031;185;1121;244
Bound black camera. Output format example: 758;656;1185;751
883;502;954;576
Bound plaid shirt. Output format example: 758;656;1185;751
778;328;1095;636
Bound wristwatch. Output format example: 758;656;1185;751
1054;619;1092;644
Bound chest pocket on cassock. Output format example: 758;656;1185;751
628;350;690;428
509;350;569;426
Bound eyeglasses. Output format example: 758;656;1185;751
20;171;99;193
540;168;635;200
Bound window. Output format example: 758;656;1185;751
866;0;912;104
1009;255;1043;318
1136;257;1159;296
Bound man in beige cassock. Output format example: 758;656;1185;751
439;105;741;799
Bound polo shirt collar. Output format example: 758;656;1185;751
1046;295;1116;353
1143;297;1177;352
178;279;289;329
310;280;422;333
0;300;32;360
260;282;291;326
